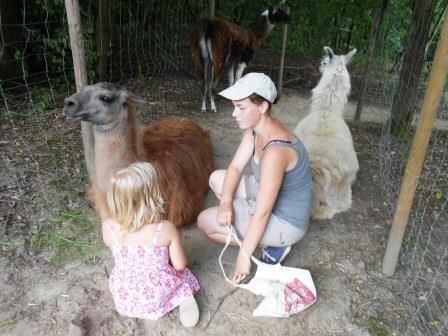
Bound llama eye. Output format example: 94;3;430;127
100;95;114;103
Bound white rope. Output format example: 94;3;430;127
218;226;261;286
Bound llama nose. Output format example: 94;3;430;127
63;97;78;115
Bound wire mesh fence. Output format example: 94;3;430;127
0;0;288;269
0;0;447;335
370;3;448;335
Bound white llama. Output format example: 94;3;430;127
294;46;359;220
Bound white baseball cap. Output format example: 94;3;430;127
219;72;277;103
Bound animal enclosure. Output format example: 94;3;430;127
0;0;447;335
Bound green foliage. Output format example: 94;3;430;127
215;0;380;56
367;316;390;336
1;0;446;115
433;190;446;201
10;0;99;86
31;87;56;114
27;209;101;267
377;0;413;71
387;115;414;140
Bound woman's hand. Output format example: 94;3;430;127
217;202;234;226
232;249;251;284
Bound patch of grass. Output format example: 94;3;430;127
28;209;101;267
367;316;390;336
388;117;414;140
433;190;446;201
49;175;70;190
0;318;16;333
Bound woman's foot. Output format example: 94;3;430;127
179;295;199;328
261;245;291;264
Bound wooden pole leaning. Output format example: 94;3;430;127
65;0;95;180
382;11;448;276
277;7;289;98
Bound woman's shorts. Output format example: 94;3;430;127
232;175;307;247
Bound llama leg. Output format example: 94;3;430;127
209;63;217;113
235;62;246;82
202;58;211;113
334;179;352;212
312;195;336;220
201;88;207;113
312;181;350;220
210;93;217;113
312;206;336;220
311;171;337;220
227;64;235;86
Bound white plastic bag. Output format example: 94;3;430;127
219;226;317;317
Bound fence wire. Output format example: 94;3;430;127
372;6;448;336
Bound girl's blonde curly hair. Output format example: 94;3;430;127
107;162;165;232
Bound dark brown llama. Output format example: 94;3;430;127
63;82;214;227
190;3;290;112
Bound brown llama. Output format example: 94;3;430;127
63;82;214;227
190;2;290;112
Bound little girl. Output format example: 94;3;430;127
102;162;200;327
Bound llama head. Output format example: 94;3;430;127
63;82;138;127
311;47;357;109
319;47;357;75
266;2;291;25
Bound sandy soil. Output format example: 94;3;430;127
0;87;424;336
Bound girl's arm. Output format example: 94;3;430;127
101;218;117;247
166;221;188;271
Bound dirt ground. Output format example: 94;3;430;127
0;86;423;336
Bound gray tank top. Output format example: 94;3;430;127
251;138;312;230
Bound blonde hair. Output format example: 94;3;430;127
107;162;165;232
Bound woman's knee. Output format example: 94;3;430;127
209;169;226;195
197;208;216;235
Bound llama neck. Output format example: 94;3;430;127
310;73;351;118
249;11;273;48
93;106;139;190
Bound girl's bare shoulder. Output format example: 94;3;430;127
154;220;178;246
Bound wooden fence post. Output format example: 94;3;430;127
209;0;215;18
277;7;289;98
65;0;95;180
382;10;448;276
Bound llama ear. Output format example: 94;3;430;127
127;92;162;107
127;92;150;106
118;90;129;104
274;0;285;9
344;48;357;64
323;46;334;59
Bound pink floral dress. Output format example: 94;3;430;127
108;221;200;319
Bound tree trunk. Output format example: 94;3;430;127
390;0;438;133
96;0;112;81
355;0;389;123
345;19;355;51
0;1;23;86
